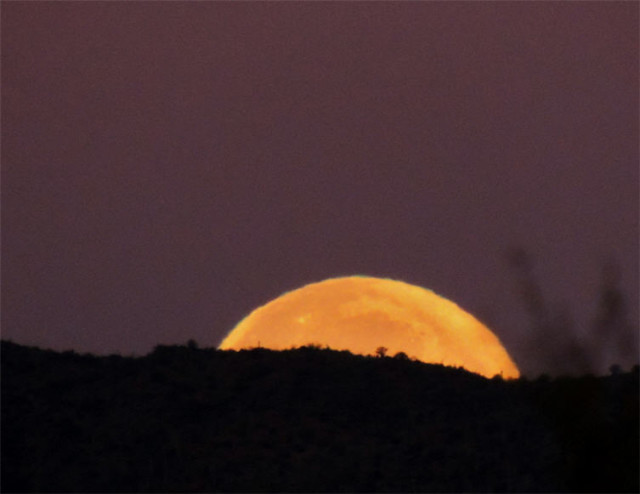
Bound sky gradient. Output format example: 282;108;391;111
3;2;638;376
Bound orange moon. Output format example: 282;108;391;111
219;276;520;379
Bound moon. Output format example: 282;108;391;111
219;276;520;379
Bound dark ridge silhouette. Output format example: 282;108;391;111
2;340;638;492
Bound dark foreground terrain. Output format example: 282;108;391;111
2;340;638;492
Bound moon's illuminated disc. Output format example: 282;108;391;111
219;276;520;378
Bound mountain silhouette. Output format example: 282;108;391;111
2;340;638;492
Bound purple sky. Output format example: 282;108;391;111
3;2;638;376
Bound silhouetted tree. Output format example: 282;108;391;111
507;247;591;375
507;248;638;376
591;260;638;370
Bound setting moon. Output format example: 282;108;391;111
219;276;520;379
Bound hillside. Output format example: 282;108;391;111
2;340;638;492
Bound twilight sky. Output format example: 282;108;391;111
3;2;638;376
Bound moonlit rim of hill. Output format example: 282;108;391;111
219;276;520;378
